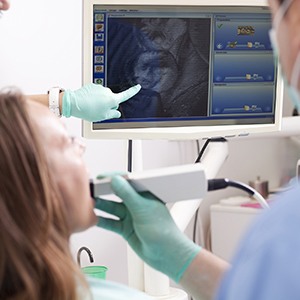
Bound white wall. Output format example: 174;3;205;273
1;0;300;286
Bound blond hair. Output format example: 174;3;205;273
0;89;88;300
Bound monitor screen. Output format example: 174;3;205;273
82;0;283;140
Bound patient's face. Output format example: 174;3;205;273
27;101;97;233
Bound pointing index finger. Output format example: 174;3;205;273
114;84;141;104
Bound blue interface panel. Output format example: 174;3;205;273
91;6;276;129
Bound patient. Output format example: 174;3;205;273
0;89;152;300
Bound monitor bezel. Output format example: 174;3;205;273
82;0;283;140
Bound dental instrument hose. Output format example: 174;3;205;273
208;178;270;209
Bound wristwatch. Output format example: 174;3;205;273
48;87;64;117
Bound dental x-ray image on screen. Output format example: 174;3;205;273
106;17;210;119
83;1;283;140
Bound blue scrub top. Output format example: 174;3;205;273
216;186;300;300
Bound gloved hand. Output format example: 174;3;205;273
62;83;141;122
95;175;201;283
96;171;127;179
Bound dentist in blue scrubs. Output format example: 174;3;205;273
96;0;300;299
216;1;300;297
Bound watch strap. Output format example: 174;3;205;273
48;87;64;117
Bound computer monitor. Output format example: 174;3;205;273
82;0;283;140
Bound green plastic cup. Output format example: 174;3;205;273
82;266;108;280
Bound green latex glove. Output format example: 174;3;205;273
95;175;201;283
96;171;127;180
62;83;141;122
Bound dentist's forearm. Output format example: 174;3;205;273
27;93;63;112
179;249;230;300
